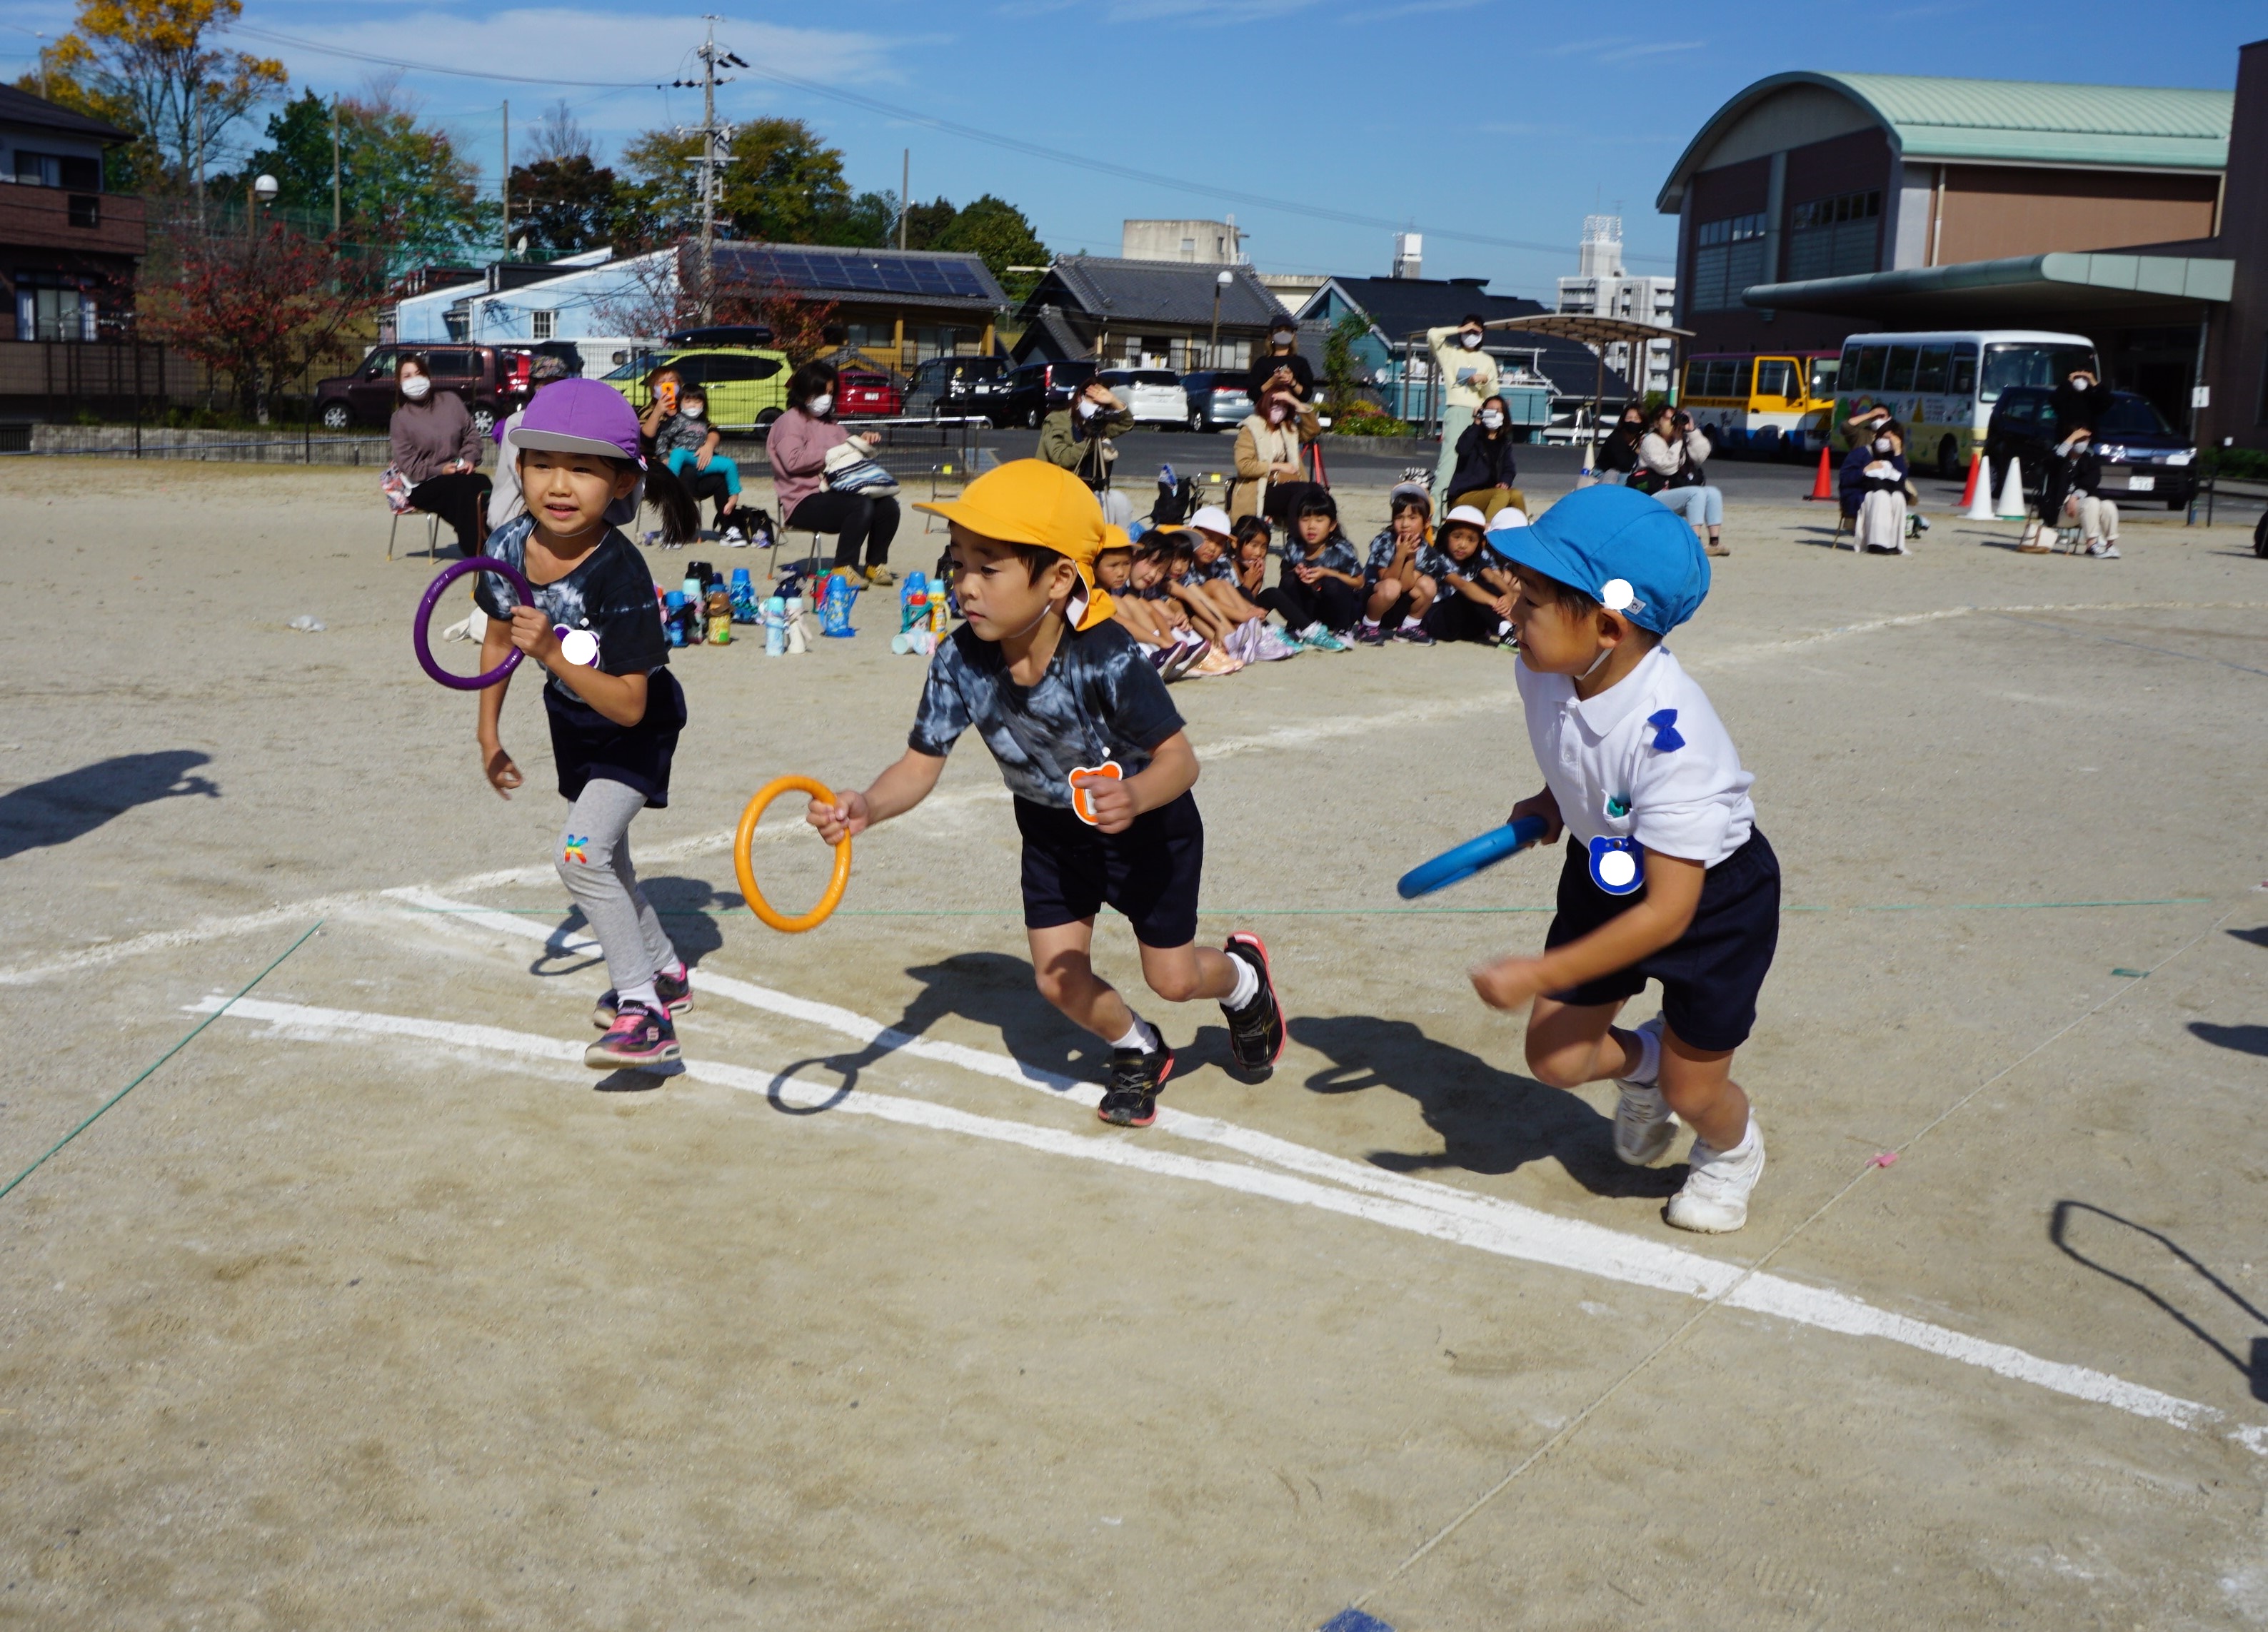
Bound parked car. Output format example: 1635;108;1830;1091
1098;368;1190;429
906;355;1008;420
665;324;773;348
511;339;587;378
836;368;904;419
1179;370;1253;433
1983;386;2196;510
1000;358;1098;430
314;343;528;434
598;346;793;430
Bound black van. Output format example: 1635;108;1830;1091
1983;386;2197;510
907;355;1008;420
1000;358;1097;430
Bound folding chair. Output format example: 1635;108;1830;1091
388;508;441;561
2015;504;2082;555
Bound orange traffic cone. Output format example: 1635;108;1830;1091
1804;444;1834;500
1957;448;1982;510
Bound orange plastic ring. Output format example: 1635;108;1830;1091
735;775;852;934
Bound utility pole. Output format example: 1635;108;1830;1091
330;99;341;236
501;100;511;263
899;148;909;251
675;17;747;324
194;91;205;227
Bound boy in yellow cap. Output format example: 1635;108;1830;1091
806;460;1285;1126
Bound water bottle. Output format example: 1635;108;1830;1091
763;595;788;655
662;590;688;648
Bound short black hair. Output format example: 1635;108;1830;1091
787;360;838;409
1294;490;1339;524
1231;514;1271;545
1460;313;1487;328
1514;563;1600;619
1008;542;1068;581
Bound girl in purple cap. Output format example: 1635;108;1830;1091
471;380;701;1070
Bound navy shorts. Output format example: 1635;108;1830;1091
1543;829;1780;1052
1013;792;1204;949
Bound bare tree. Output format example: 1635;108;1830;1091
526;99;593;166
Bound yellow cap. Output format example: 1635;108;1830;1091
914;460;1115;630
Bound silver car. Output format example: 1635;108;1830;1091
1098;368;1191;428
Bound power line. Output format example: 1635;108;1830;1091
216;21;1671;268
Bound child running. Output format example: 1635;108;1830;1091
807;460;1286;1126
1469;485;1777;1231
472;381;702;1068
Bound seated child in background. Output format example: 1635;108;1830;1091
1230;515;1273;602
1183;507;1297;665
1130;536;1215;674
1358;486;1441;645
1153;530;1246;676
1098;537;1203;680
808;460;1285;1128
652;386;756;541
1267;492;1363;650
1470;484;1778;1234
1423;507;1520;646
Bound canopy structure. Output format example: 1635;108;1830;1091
1485;314;1695;466
1742;251;2234;321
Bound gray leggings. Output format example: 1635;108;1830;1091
556;777;679;994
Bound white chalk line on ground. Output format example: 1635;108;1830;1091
382;889;2266;1453
9;595;2261;990
187;986;2262;1459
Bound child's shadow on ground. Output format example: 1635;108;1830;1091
1290;1014;1682;1200
526;875;730;981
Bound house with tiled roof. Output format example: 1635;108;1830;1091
1011;257;1289;373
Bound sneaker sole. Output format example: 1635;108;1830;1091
1223;932;1285;1077
584;1040;682;1068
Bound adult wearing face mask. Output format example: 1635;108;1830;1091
1425;314;1497;505
388;353;489;555
767;360;900;585
1038;378;1137;527
1445;393;1527;520
2050;368;2112;438
1595;402;1647;484
1229;381;1322;523
1637;404;1729;556
1245;316;1315;403
1845;420;1911;553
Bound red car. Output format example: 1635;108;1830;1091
836;369;903;418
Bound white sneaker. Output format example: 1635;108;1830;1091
721;528;749;547
1612;1016;1676;1166
2099;540;2119;559
1666;1120;1765;1234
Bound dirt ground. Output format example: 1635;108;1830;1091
1;458;2266;1631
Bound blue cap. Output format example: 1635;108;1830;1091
1489;485;1709;635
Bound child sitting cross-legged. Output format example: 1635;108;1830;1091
808;460;1287;1127
1469;485;1778;1233
1357;485;1441;646
1422;506;1520;647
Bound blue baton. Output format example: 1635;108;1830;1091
1396;816;1550;900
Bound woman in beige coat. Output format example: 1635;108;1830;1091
1230;384;1322;523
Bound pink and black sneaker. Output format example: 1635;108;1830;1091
593;965;692;1027
585;1000;681;1069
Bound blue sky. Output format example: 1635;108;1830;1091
4;1;2259;300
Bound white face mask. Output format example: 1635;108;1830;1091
683;401;706;420
807;393;833;418
400;374;431;400
1266;403;1288;425
1479;410;1504;430
1271;333;1294;349
1077;399;1100;420
1459;332;1482;350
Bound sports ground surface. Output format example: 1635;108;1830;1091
2;458;2266;1629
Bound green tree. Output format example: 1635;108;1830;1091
900;196;956;251
510;155;622;258
623;116;899;249
935;194;1049;299
236;84;482;266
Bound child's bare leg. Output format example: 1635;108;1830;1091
1657;1023;1748;1148
1522;994;1645;1088
1135;940;1238;1004
1028;920;1137;1040
1365;578;1405;621
1408;575;1438;617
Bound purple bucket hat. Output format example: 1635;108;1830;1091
510;378;645;467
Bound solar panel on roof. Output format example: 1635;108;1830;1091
716;245;995;301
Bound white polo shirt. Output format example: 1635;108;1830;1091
1513;643;1755;867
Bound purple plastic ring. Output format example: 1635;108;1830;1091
414;555;535;690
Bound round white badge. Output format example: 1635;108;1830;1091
558;628;601;668
1601;578;1635;613
1597;848;1638;890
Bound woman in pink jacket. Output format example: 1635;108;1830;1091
765;361;901;585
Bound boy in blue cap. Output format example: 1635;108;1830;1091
1471;485;1777;1232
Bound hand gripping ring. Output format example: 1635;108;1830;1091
736;776;852;934
415;555;534;690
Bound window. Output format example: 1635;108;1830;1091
1949;344;1977;396
13;150;97;188
1882;346;1919;392
1689;211;1767;311
529;309;556;341
1850;345;1888;391
1785;189;1880;281
702;354;783;382
67;195;99;228
1914;346;1950;393
14;282;94;341
1998;395;2037;425
425;349;477;378
359;348;398;379
1981;342;2097;401
1807;356;1840;398
1755;358;1796;398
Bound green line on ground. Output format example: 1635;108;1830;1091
0;920;326;1207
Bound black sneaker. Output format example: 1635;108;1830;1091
1353;620;1390;646
1220;932;1285;1079
1391;621;1436;645
592;965;693;1028
1098;1037;1174;1127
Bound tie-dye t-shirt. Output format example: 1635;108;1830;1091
909;620;1184;810
474;515;683;805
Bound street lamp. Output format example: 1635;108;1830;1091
246;172;278;246
1210;267;1233;368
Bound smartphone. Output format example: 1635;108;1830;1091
657;381;678;415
